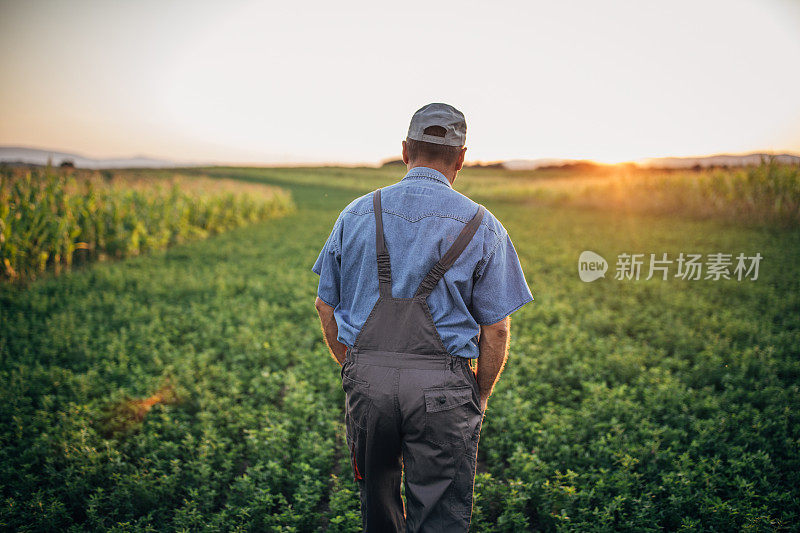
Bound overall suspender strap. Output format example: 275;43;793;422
373;189;392;298
414;204;486;298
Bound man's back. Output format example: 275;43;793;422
312;166;532;359
312;102;534;532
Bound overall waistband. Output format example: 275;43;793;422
347;348;471;371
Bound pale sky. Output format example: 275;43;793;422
1;0;799;164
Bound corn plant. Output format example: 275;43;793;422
0;168;293;282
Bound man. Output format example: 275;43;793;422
312;103;533;532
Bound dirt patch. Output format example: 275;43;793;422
98;381;179;438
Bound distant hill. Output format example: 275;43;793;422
0;146;181;169
502;158;571;170
503;153;800;170
641;153;800;169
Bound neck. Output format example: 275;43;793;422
408;162;456;185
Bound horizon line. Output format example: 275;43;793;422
2;144;800;168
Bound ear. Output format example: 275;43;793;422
455;147;467;171
402;140;409;165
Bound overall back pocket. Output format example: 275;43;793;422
422;386;477;449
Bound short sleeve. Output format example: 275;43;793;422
311;216;343;308
470;232;533;325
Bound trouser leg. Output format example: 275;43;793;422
364;420;405;532
348;430;405;532
402;429;481;532
344;364;405;532
400;364;484;532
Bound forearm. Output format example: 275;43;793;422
315;297;348;365
476;316;510;404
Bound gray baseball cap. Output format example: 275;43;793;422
406;103;466;147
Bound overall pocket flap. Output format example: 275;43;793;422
424;387;473;413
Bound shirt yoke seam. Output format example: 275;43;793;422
344;207;502;240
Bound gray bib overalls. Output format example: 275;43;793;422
341;188;486;532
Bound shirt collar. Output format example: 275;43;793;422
401;166;453;188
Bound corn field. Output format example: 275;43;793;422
0;168;294;281
568;159;800;227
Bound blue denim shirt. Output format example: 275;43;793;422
312;166;533;359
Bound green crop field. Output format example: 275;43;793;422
0;169;294;282
1;165;799;531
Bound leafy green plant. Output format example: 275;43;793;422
0;166;797;531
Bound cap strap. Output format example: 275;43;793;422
415;204;485;297
373;189;392;298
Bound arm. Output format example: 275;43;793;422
476;315;510;412
315;297;348;366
